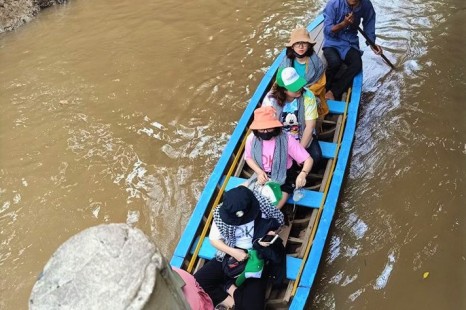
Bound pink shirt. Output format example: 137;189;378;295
244;133;310;172
173;268;214;310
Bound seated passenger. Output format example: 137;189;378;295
280;27;329;117
194;186;284;310
262;67;323;170
244;106;313;209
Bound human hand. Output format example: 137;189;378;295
257;231;277;247
230;248;248;262
343;12;354;26
256;170;269;185
295;172;307;188
371;44;382;55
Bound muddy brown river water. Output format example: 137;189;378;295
0;0;464;309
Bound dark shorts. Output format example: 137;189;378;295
306;135;323;171
279;163;301;194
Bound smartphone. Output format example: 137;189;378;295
259;234;278;244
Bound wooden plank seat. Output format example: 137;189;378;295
326;100;346;114
223;176;323;209
319;141;337;159
191;236;302;281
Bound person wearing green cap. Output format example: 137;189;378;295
262;67;323;172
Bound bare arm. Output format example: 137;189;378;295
245;158;269;184
295;156;314;188
300;119;316;149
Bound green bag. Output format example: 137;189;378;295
261;181;283;206
235;249;264;286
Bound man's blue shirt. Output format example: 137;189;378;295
323;0;376;59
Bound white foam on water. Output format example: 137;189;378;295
327;235;341;264
13;194;21;204
346;212;368;240
341;273;358;286
92;206;100;219
348;288;365;302
344;246;360;259
137;127;154;137
352;218;368;240
374;251;396;290
126;210;140;226
150;121;166;130
1;201;11;214
329;271;344;284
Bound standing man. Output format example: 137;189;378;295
323;0;382;100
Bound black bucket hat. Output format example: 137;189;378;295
219;186;260;226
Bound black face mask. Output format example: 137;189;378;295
257;131;275;140
293;50;307;59
257;128;281;141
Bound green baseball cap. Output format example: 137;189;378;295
276;67;307;92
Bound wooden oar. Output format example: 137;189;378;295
357;26;395;69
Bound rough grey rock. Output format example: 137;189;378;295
29;224;161;310
0;0;66;33
37;0;66;9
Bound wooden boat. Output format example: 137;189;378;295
171;14;362;309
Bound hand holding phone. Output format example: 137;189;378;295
259;234;278;244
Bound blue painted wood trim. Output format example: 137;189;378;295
286;256;302;280
292;287;311;309
170;256;184;268
223;176;323;209
319;141;337;159
193;237;217;260
327;100;346;114
306;15;325;32
289;72;363;309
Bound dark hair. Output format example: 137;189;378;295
270;83;287;107
252;127;282;138
285;45;315;60
269;82;304;107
